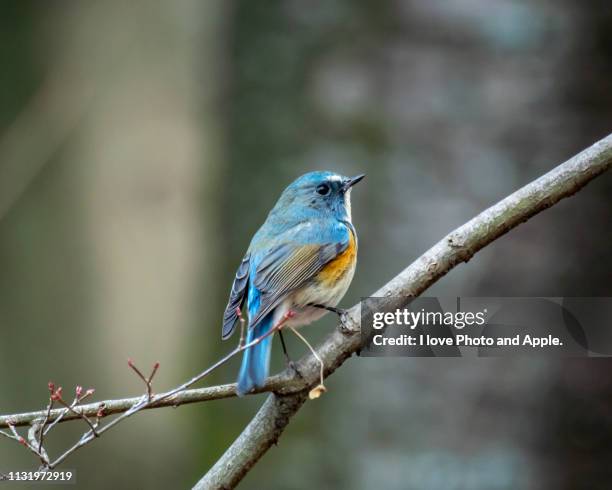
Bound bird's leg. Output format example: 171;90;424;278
308;303;349;329
278;330;303;379
309;303;346;316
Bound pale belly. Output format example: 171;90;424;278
272;262;356;328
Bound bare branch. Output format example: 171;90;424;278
128;360;160;402
0;379;295;430
46;314;295;469
28;421;49;466
37;386;55;454
6;423;48;465
194;391;309;490
0;308;299;470
0;133;610;486
287;326;326;399
53;396;99;437
0;428;19;442
43;387;95;437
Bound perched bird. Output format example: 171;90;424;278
222;171;364;396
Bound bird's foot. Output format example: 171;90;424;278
308;303;350;332
309;303;346;317
339;312;352;333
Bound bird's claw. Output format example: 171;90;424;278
339;311;351;333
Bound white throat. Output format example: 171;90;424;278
344;187;353;221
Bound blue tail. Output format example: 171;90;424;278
236;314;274;396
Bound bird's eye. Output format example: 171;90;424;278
316;183;331;196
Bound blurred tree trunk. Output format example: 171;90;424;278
0;1;225;489
551;3;612;489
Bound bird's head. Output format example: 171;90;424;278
274;171;365;222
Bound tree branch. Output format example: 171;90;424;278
193;133;612;489
0;313;298;467
0;377;294;429
0;134;610;486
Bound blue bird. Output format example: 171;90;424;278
222;171;364;396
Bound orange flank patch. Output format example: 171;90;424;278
317;231;357;286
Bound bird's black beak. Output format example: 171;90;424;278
342;174;365;192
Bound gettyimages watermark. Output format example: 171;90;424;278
360;297;612;357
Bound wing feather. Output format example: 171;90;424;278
248;240;347;329
221;252;250;339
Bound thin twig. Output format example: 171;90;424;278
28;421;49;467
128;360;160;402
43;389;94;436
155;309;294;404
36;383;56;454
40;310;296;469
54;397;99;437
0;428;18;441
0;380;288;429
288;326;326;399
7;423;48;464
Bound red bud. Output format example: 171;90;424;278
51;386;63;401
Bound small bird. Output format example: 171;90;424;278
222;171;364;396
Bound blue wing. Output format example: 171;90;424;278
247;221;351;329
221;252;250;339
222;220;351;338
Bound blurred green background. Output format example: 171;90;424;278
1;1;611;489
